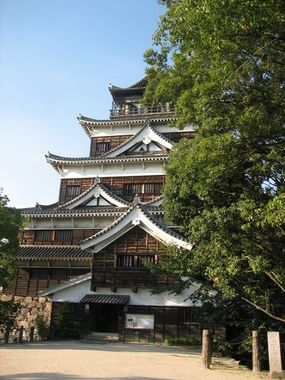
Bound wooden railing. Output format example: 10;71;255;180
110;105;175;118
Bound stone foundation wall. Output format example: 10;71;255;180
0;294;52;342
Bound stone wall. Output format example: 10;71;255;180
0;294;52;342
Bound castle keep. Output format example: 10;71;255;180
4;78;201;342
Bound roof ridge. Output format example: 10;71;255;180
81;205;135;246
58;181;130;209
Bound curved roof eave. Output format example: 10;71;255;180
80;205;192;253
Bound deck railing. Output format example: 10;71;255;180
110;105;175;118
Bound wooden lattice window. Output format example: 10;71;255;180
137;255;156;268
96;142;110;152
65;185;81;197
54;230;73;242
34;230;52;242
123;183;142;195
144;183;163;194
116;255;156;268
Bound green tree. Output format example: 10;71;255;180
0;189;23;290
144;1;285;324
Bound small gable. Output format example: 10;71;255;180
59;182;130;210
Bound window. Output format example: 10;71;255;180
117;255;135;268
34;230;52;242
96;142;110;152
137;255;156;268
116;255;156;268
65;185;81;197
123;183;142;195
144;183;163;194
55;230;73;242
123;183;163;195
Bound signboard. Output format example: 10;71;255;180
267;331;283;378
125;314;154;330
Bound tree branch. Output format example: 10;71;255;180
241;297;285;324
265;271;285;293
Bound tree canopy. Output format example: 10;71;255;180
144;0;285;324
0;189;23;290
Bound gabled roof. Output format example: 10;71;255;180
100;122;173;158
59;181;130;210
17;245;90;260
80;204;192;252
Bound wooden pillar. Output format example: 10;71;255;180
202;329;212;368
252;331;261;372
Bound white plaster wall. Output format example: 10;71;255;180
61;162;165;179
52;280;201;307
87;124;195;138
28;216;116;230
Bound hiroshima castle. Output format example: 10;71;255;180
3;78;204;342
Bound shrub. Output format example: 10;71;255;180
164;336;200;346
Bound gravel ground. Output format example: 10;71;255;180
0;341;269;380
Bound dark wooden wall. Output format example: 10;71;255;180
59;176;165;205
19;229;100;245
4;264;90;296
92;226;169;289
90;135;131;156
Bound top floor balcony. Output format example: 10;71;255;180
110;103;175;119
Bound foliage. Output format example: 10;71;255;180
52;303;80;339
0;300;22;331
143;0;285;326
0;189;23;290
164;335;200;346
35;314;49;341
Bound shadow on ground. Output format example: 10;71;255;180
0;341;201;356
0;374;174;380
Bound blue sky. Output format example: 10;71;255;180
0;0;164;208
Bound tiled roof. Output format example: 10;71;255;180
17;245;91;260
109;78;147;93
21;207;127;217
20;203;163;218
80;294;130;305
46;152;168;165
139;205;186;241
20;202;58;213
78;114;174;125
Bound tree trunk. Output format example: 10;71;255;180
252;330;261;372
